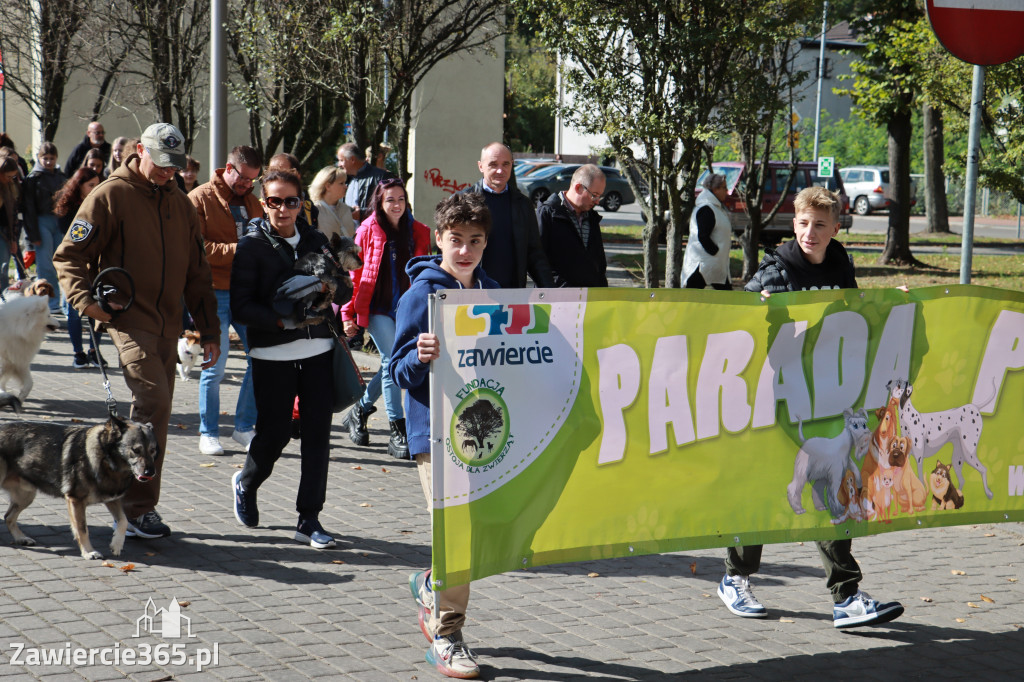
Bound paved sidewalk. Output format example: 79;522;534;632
0;331;1021;681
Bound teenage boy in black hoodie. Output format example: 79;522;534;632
718;186;904;629
390;192;498;679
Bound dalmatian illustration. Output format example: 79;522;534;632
886;378;993;500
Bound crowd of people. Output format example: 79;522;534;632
0;121;906;679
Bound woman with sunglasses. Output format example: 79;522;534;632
229;170;349;549
341;178;430;458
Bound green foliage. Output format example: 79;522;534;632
504;28;556;152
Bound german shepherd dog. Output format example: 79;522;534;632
0;417;158;559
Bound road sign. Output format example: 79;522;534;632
926;0;1024;66
817;157;834;178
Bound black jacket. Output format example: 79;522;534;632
536;192;608;287
230;217;344;351
462;178;554;288
65;137;112;175
22;164;67;241
744;240;857;294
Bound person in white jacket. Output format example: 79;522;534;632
682;173;733;289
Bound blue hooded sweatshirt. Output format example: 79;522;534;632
389;254;500;457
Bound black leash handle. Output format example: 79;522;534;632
88;268;136;417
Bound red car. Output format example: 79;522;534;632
696;161;853;245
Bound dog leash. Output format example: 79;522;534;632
87;268;136;418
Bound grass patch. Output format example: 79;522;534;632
611;248;1024;291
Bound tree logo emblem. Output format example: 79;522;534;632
450;387;510;467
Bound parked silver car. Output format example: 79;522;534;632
839;165;917;216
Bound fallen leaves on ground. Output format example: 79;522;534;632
967;602;980;608
951;569;966;576
983;533;995;537
381;467;390;473
332;560;346;565
1009;578;1018;583
199;463;215;468
175;423;187;429
920;597;933;602
70;418;83;423
360;502;371;507
955;618;966;623
177;600;190;608
980;595;995;603
119;564;136;572
779;618;795;623
351;465;363;470
587;572;600;578
689;562;697;576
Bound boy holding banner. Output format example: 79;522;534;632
718;186;905;629
390;192;499;678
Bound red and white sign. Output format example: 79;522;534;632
926;0;1024;66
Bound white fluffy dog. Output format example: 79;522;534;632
787;408;871;518
0;295;60;402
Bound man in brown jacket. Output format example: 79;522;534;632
55;122;220;540
188;146;263;456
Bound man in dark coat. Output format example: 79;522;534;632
536;164;608;287
462;142;553;289
65;122;112;175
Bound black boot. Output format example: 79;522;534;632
344;403;376;446
388;419;409;459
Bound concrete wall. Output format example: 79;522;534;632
407;39;505;221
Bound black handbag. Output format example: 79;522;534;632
332;337;365;413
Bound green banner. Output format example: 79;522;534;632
428;286;1024;590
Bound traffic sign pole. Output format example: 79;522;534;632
960;64;985;285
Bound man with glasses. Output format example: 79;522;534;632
188;145;264;456
55;123;221;540
336;142;391;224
536;164;609;287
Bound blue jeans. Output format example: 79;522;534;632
67;308;99;354
358;313;403;420
35;215;62;311
198;289;256;436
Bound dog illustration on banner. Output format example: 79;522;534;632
787;408;870;518
788;376;987;524
887;378;992;500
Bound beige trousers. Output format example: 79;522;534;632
415;452;470;636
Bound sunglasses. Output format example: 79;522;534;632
263;195;302;209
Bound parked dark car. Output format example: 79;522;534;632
517;164;636;212
695;161;853;244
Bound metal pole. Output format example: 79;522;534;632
959;64;984;285
812;1;828;166
209;0;228;172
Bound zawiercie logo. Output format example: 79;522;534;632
454;304;550;336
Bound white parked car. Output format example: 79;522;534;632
839;165;917;216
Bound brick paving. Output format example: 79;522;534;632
0;321;1021;680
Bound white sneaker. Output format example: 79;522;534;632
718;574;767;618
199;435;224;455
231;429;256;451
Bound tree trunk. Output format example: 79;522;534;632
879;109;918;265
922;102;950;233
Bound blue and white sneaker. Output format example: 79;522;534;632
833;590;904;629
232;471;258;528
410;570;434;642
295;517;336;549
717;574;767;618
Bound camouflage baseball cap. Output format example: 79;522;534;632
140;123;187;170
